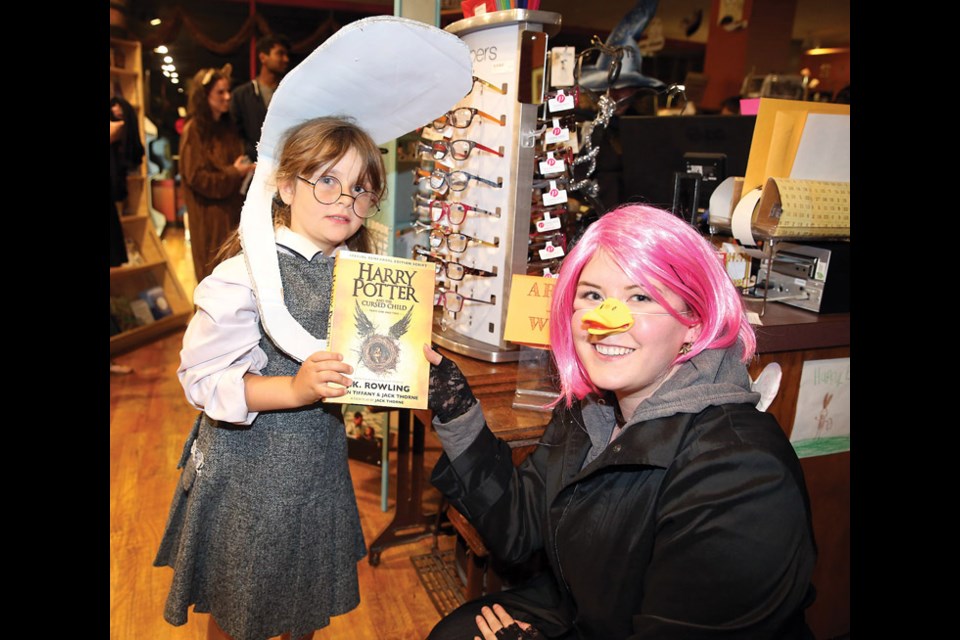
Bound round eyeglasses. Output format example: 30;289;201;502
296;175;381;219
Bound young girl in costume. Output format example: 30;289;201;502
154;116;384;640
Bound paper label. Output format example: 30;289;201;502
550;47;576;87
535;213;562;232
544;118;570;143
538;241;565;260
548;90;574;113
539;152;566;175
542;181;568;206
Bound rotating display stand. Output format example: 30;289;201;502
422;10;561;363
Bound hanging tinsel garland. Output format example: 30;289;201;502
141;6;341;56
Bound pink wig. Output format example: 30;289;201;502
550;204;756;406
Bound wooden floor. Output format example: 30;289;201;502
110;226;452;640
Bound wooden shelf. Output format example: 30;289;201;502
111;259;167;277
110;66;139;78
110;311;192;354
110;37;191;356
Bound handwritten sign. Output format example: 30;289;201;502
504;274;554;346
790;357;850;458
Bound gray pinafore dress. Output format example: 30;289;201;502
154;250;366;640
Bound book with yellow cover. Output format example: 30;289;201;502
325;250;435;410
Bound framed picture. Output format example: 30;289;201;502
343;404;386;466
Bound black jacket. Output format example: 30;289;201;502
431;398;817;639
229;80;267;161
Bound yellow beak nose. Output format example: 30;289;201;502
580;298;635;336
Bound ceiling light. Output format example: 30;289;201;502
163;70;171;77
163;55;173;64
171;78;179;84
150;18;161;26
154;45;168;54
804;47;850;56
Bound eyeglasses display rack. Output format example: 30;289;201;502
415;9;561;363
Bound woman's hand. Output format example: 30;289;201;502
233;154;255;176
110;120;124;143
474;604;542;640
291;350;353;405
424;344;477;422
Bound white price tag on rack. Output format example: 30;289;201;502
548;89;574;113
544;118;570;144
541;180;568;206
538;241;565;260
535;211;563;232
539;151;566;176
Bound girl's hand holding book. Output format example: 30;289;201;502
291;350;354;405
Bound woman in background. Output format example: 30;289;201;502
110;96;144;267
180;65;255;283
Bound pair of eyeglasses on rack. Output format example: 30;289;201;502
408;220;499;252
414;195;500;223
531;203;572;217
413;245;497;281
430;107;506;131
415;166;502;192
527;257;563;275
531;176;571;191
470;75;507;95
417;138;504;162
534;146;575;166
528;231;567;252
435;286;496;313
536;113;579;129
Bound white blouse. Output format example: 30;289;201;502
177;227;343;425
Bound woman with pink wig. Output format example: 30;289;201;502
424;205;816;640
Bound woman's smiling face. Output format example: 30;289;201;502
572;250;700;418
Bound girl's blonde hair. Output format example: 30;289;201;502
215;116;385;263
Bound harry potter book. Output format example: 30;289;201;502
325;250;435;410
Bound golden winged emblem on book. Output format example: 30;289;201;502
353;301;414;374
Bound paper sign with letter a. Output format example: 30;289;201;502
504;275;554;347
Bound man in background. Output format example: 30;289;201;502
230;33;291;161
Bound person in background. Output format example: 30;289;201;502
154;116;382;640
110;113;135;375
424;204;817;639
180;65;256;283
110;96;145;268
231;33;292;161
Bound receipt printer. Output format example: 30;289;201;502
755;241;850;313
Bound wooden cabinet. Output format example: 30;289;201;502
110;38;191;355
